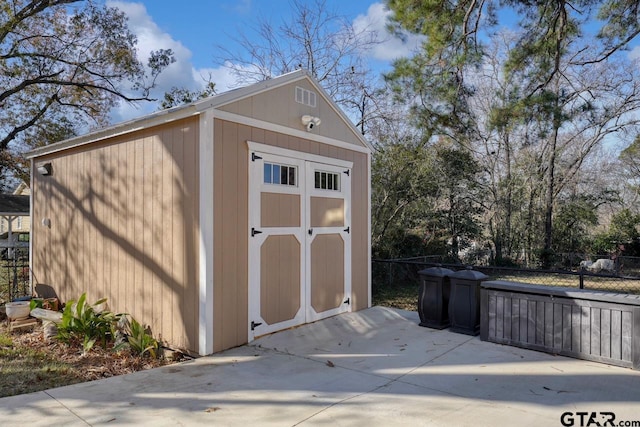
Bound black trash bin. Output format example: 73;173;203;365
417;266;454;329
448;268;488;335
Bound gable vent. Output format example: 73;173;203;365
295;86;316;108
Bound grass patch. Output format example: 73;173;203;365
372;283;418;311
0;330;85;397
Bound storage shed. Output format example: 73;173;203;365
27;70;371;355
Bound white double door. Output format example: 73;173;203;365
248;143;352;340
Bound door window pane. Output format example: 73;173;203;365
263;162;297;187
314;170;340;191
289;167;296;186
273;165;280;184
264;164;272;184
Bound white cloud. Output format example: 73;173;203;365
106;1;238;122
353;2;424;62
191;63;243;93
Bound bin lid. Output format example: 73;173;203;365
450;268;488;281
417;266;454;277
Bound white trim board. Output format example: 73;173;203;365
26;106;199;159
367;152;372;308
198;110;215;355
218;110;370;155
247;141;353;169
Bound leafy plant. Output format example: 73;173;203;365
57;293;123;354
29;299;43;311
115;316;159;359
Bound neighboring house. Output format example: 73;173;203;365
0;182;30;241
0;184;30;257
28;70;372;356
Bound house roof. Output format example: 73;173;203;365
13;182;29;196
0;194;29;216
26;70;372;159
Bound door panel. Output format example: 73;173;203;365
260;235;301;324
249;150;351;340
305;161;351;323
310;197;345;227
249;153;306;339
310;233;345;313
261;193;301;227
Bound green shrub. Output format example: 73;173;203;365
115;316;159;358
57;293;123;354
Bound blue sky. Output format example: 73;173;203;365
104;1;640;125
105;1;420;122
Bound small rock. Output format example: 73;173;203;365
43;320;57;342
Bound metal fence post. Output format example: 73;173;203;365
579;269;584;289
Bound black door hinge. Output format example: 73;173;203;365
252;153;263;162
308;228;313;235
251;227;263;237
344;170;350;176
251;321;263;331
343;226;350;234
344;297;350;305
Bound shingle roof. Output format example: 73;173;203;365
0;194;29;216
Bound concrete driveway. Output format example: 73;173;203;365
1;306;640;426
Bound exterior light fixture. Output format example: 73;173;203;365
301;115;321;131
37;162;52;176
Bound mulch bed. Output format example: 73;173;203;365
0;319;183;397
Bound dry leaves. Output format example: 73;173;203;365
2;322;177;383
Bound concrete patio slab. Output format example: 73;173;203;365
1;306;639;426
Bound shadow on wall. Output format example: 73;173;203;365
32;124;199;352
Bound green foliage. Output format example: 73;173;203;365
590;209;640;255
160;81;217;110
371;139;439;258
551;194;604;254
29;299;42;311
57;294;122;354
429;144;484;260
0;0;174;178
387;0;639;81
371;135;484;260
619;137;640;200
115;316;159;359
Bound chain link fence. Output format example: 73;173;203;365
373;256;640;296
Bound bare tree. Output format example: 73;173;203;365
466;34;640;265
214;0;381;132
1;0;174;176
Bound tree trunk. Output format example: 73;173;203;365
543;107;561;267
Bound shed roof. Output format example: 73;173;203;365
0;194;30;216
27;70;372;159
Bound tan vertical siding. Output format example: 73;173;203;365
261;193;301;227
310;234;345;313
213;120;249;351
31;117;200;353
310;197;345;227
260;235;301;324
218;80;364;146
213;118;369;352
